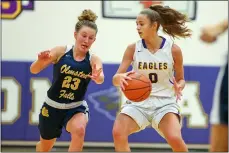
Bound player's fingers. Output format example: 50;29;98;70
46;52;51;57
97;68;102;75
177;94;181;101
124;76;132;80
122;79;129;86
41;51;49;56
41;50;50;55
40;53;45;57
90;76;96;80
88;74;95;79
176;96;178;102
44;54;50;58
126;71;135;76
38;54;42;59
91;64;95;73
177;94;182;99
120;81;125;91
93;64;96;71
178;92;182;99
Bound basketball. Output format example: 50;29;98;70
122;72;152;102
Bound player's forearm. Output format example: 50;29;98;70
220;19;228;33
216;19;228;36
30;60;48;74
30;60;42;74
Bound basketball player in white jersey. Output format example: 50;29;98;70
112;5;192;152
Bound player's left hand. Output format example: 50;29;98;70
200;26;218;43
173;77;182;102
88;64;103;82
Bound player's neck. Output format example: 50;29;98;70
144;35;162;51
73;46;86;61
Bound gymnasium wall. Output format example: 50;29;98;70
1;1;228;149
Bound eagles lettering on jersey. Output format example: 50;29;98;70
132;37;175;97
47;45;92;103
138;62;168;70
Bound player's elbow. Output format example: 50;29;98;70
30;67;39;74
30;64;40;74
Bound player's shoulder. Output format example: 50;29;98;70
172;44;181;52
127;42;136;50
52;45;72;64
50;45;70;57
171;43;182;58
126;39;143;50
90;53;101;61
51;45;67;52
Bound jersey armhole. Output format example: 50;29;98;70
131;41;139;67
88;51;92;61
170;42;175;65
53;45;73;64
133;40;142;61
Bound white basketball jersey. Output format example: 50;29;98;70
132;37;175;97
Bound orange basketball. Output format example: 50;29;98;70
122;73;152;102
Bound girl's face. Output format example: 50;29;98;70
136;14;157;39
74;26;96;53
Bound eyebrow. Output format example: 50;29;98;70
81;32;95;37
136;21;144;23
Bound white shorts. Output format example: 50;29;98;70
120;96;181;137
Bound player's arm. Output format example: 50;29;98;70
200;19;228;43
112;43;135;87
213;19;228;36
172;44;185;90
90;54;104;84
30;46;66;74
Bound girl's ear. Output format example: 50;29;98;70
74;32;77;39
151;21;158;30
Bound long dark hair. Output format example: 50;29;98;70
140;5;192;38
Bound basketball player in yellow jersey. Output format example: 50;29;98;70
112;5;192;152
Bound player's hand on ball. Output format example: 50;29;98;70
120;71;135;91
38;50;51;61
173;77;182;102
88;64;102;82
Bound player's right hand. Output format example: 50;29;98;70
119;71;135;91
38;50;51;61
